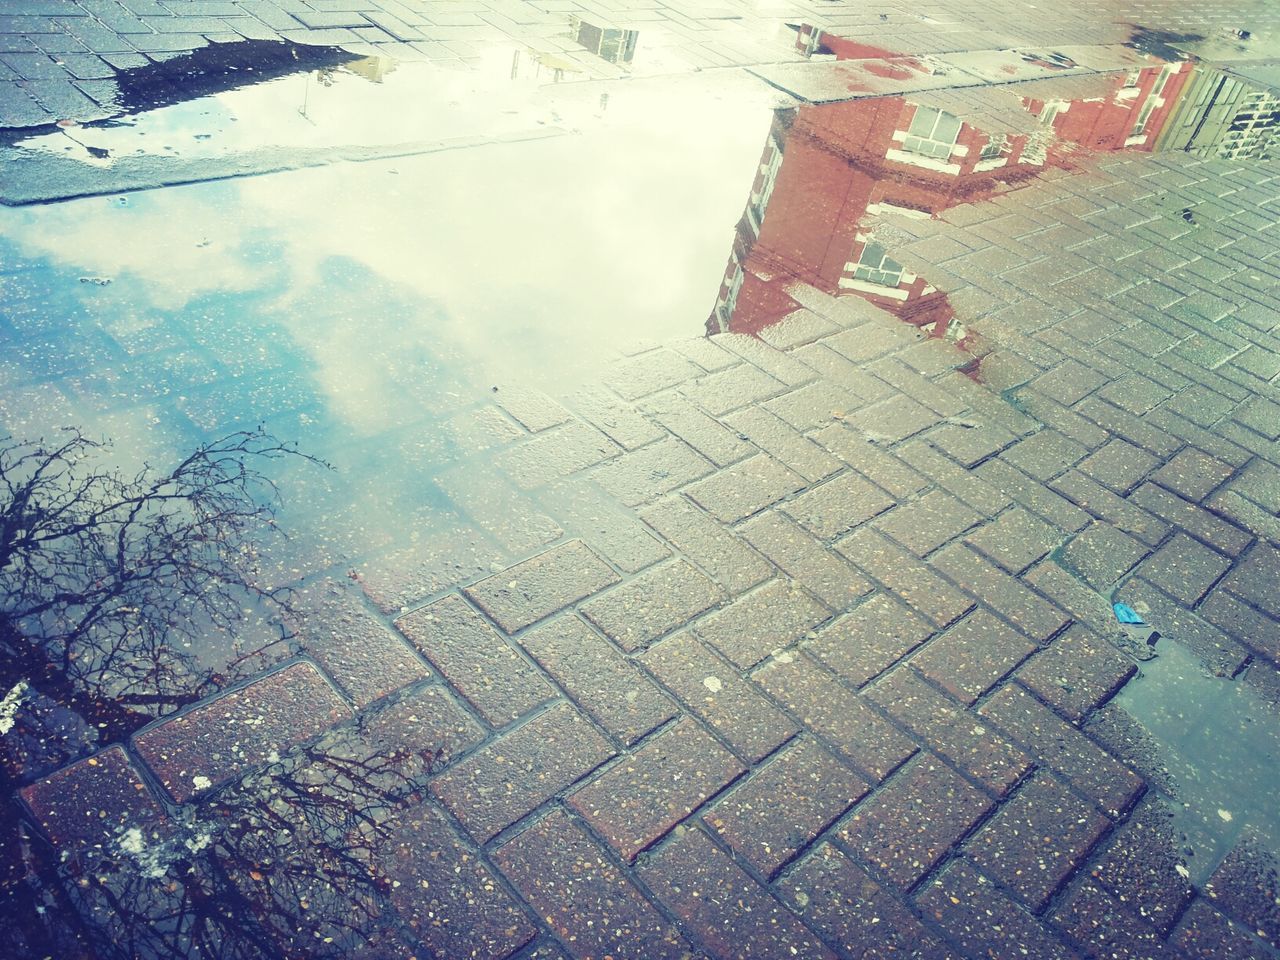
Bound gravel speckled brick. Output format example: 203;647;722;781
917;860;1078;960
639;826;838;960
685;453;808;523
464;540;621;633
803;592;936;687
931;541;1070;641
1052;879;1171;960
978;683;1143;818
1017;624;1136;721
133;662;351;802
395;594;556;727
495;809;694;960
872;489;982;557
1130;483;1254;558
724;403;844;481
755;651;917;781
966;507;1064;574
1172;899;1273;960
837;528;975;628
642;632;799;762
839;755;994;890
1204;831;1280;947
1088;798;1194;934
568;717;744;860
579;558;724;652
1152;448;1237;503
374;801;536;959
518;615;676;745
691;578;829;669
358;683;486;770
741;511;872;610
703;737;868;877
910;610;1037;705
592;437;714;506
1078;439;1160;495
783;842;956;960
638;496;773;594
431;702;614;842
1135;533;1232;606
782;468;895;540
965;773;1110;911
494;419;622;489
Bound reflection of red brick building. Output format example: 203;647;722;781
711;59;1190;336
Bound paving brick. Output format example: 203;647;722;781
570;385;665;451
704;737;868;878
518;616;676;745
911;611;1037;705
1017;624;1136;721
541;477;671;574
685;453;807;523
133;663;350;802
464;540;620;633
934;541;1071;642
781;469;896;541
965;507;1064;574
580;557;723;652
681;361;786;416
492;385;569;431
1052;470;1171;546
1151;448;1237;503
837;528;975;629
867;667;1031;796
592;437;714;506
1204;831;1280;947
1221;544;1280;622
723;404;843;482
568;717;743;861
1135;533;1231;606
767;377;882;433
1089;798;1195;934
1052;878;1172;960
638;496;771;594
495;809;693;960
431;702;614;842
1074;396;1183;460
716;331;815;387
1029;359;1109;406
296;581;430;708
374;801;535;959
640;391;752;467
602;348;702;400
900;438;1013;516
359;683;485;769
1198;588;1280;667
839;755;994;891
803;592;936;688
20;745;169;853
436;463;564;555
844;395;942;444
395;594;555;726
1129;483;1254;558
642;633;798;762
1172;898;1272;960
812;423;930;498
965;773;1109;910
691;577;828;669
873;490;983;557
494;419;621;489
1114;578;1250;677
976;458;1092;534
640;826;838;960
1077;439;1161;495
783;843;957;960
755;652;916;782
1056;520;1151;591
917;860;1078;960
741;511;872;610
1002;429;1091;482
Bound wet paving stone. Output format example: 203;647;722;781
568;716;744;861
965;507;1064;574
782;842;957;960
518;615;677;746
359;682;486;770
873;489;983;558
464;540;621;634
755;651;917;782
802;592;937;688
639;826;838;960
1016;624;1137;721
638;495;772;594
723;404;844;482
964;773;1110;911
20;745;169;853
931;541;1072;642
703;737;869;878
1204;831;1280;947
642;632;799;763
1052;878;1172;960
354;526;507;615
579;557;724;653
838;755;994;891
640;391;754;468
691;578;829;669
494;808;694;960
837;528;975;629
782;468;896;541
296;579;431;708
741;511;873;610
494;419;622;490
592;436;715;507
866;667;1032;797
395;593;556;727
1134;532;1233;606
685;453;808;523
374;800;536;960
1088;798;1195;934
909;610;1037;705
431;701;614;842
917;860;1079;960
1172;898;1273;960
978;683;1143;819
133;662;351;802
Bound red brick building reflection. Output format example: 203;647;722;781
710;52;1190;336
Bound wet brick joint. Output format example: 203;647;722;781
2;1;1280;959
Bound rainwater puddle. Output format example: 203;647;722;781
1114;638;1280;884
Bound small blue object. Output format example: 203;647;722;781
1113;603;1145;625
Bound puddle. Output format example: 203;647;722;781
1114;638;1280;884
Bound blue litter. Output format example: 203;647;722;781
1113;603;1145;625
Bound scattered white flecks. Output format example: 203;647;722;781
774;651;796;664
192;775;213;792
117;827;146;856
703;676;723;693
0;680;30;736
793;890;810;909
1218;809;1233;822
1175;864;1191;879
184;828;215;855
972;725;987;736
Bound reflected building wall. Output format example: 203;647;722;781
1156;65;1280;159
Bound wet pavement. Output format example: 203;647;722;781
3;1;1280;959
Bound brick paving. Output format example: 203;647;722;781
7;0;1280;958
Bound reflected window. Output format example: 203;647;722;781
1123;68;1141;88
853;241;904;287
979;134;1006;160
748;138;784;228
902;106;962;159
